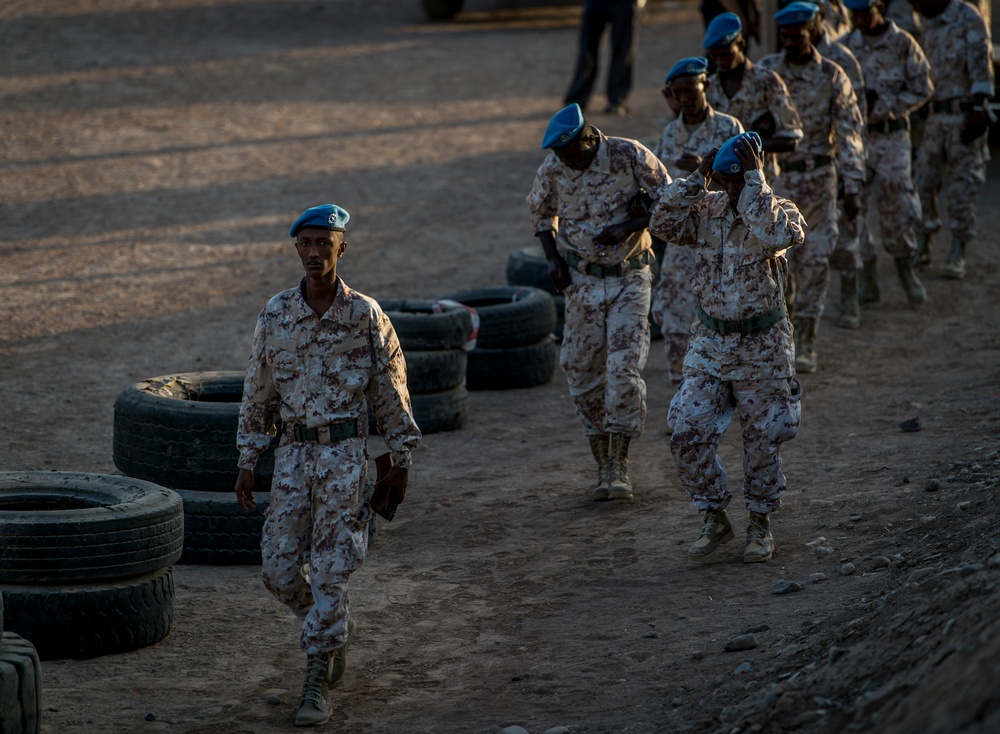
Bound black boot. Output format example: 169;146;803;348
858;260;880;304
894;256;927;303
942;235;967;280
836;271;861;328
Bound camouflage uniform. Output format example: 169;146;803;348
652;107;744;382
883;0;921;42
238;277;420;656
526;128;671;437
842;20;933;262
758;49;865;320
706;60;804;180
913;0;994;252
818;0;852;41
649;168;805;513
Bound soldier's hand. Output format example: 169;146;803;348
733;138;763;173
593;223;630;250
548;255;572;293
235;468;256;511
675;153;702;172
696;148;718;180
960;109;988;145
843;191;862;221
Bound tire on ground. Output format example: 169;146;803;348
0;568;175;661
379;300;474;352
0;631;41;734
466;339;559;391
370;386;468;435
437;286;556;349
173;489;269;566
0;472;183;585
403;349;467;394
113;372;280;492
505;245;558;294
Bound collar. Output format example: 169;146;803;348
293;275;352;324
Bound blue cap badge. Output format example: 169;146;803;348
542;103;586;149
712;132;763;175
664;56;710;85
289;204;350;238
774;1;820;25
703;12;743;49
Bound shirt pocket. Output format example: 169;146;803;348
322;336;371;396
265;344;304;396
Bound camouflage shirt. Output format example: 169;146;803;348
238;276;421;470
654;107;745;180
884;0;922;43
917;0;995;101
706;60;803;144
819;0;853;41
758;48;866;192
842;20;933;124
649;169;806;379
526;127;672;266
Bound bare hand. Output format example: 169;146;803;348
843;192;862;221
235;468;256;511
593;222;631;250
733;137;763;173
675;153;702;172
960;110;988;145
696;147;718;180
547;255;572;293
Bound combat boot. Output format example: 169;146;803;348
688;509;735;559
836;271;861;329
588;434;611;501
295;652;333;727
942;235;967;280
793;317;818;374
914;229;932;269
606;434;633;500
894;256;927;303
330;617;356;684
858;260;880;305
743;511;775;563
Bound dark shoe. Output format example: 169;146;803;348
589;434;611;501
330;617;356;684
858;260;880;305
295;653;333;727
604;103;629;117
836;271;861;329
942;236;966;280
793;316;818;374
688;509;735;559
894;256;927;303
607;434;633;500
743;511;774;563
914;230;932;269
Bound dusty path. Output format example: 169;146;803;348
1;1;998;732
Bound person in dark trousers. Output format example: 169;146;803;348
563;0;641;117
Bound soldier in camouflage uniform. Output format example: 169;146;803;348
758;1;865;374
703;12;804;180
908;0;995;280
235;204;421;727
650;132;805;564
526;103;671;501
653;56;744;385
842;0;932;305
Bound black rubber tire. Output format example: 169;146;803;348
379;300;474;352
0;472;183;585
422;0;463;20
0;568;175;661
113;371;280;492
437;286;557;349
466;338;559;391
0;632;41;734
173;489;269;566
404;349;467;394
506;245;558;294
369;386;468;435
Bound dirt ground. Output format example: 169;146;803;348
1;1;999;732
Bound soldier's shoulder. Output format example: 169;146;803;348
262;287;299;314
341;284;383;321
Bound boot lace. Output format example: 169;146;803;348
300;654;330;707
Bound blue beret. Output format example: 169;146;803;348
664;57;710;84
289;204;350;237
542;103;586;149
704;12;743;48
774;1;820;25
842;0;878;10
712;132;763;174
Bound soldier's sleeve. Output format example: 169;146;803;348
632;140;672;195
879;32;934;120
526;159;560;235
366;310;421;468
963;8;995;99
237;311;280;471
831;66;866;195
737;170;806;253
649;172;706;243
764;70;804;141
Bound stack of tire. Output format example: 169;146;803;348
436;286;558;391
377;300;474;434
0;591;42;734
0;472;182;662
505;245;663;342
113;372;276;566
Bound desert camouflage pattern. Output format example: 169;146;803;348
843;21;933;261
816;33;865;103
238;277;420;655
819;0;852;42
560;267;652;437
652;108;743;378
527;127;671;266
884;0;922;43
649;169;805;381
668;374;803;512
913;0;994;242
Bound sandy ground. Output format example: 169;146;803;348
1;1;999;733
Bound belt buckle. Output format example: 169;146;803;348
316;425;331;445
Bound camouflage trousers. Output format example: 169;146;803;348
261;439;371;656
667;371;803;513
914;111;988;242
561;265;652;437
860;128;922;261
774;167;839;319
830;189;865;273
651;243;696;382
